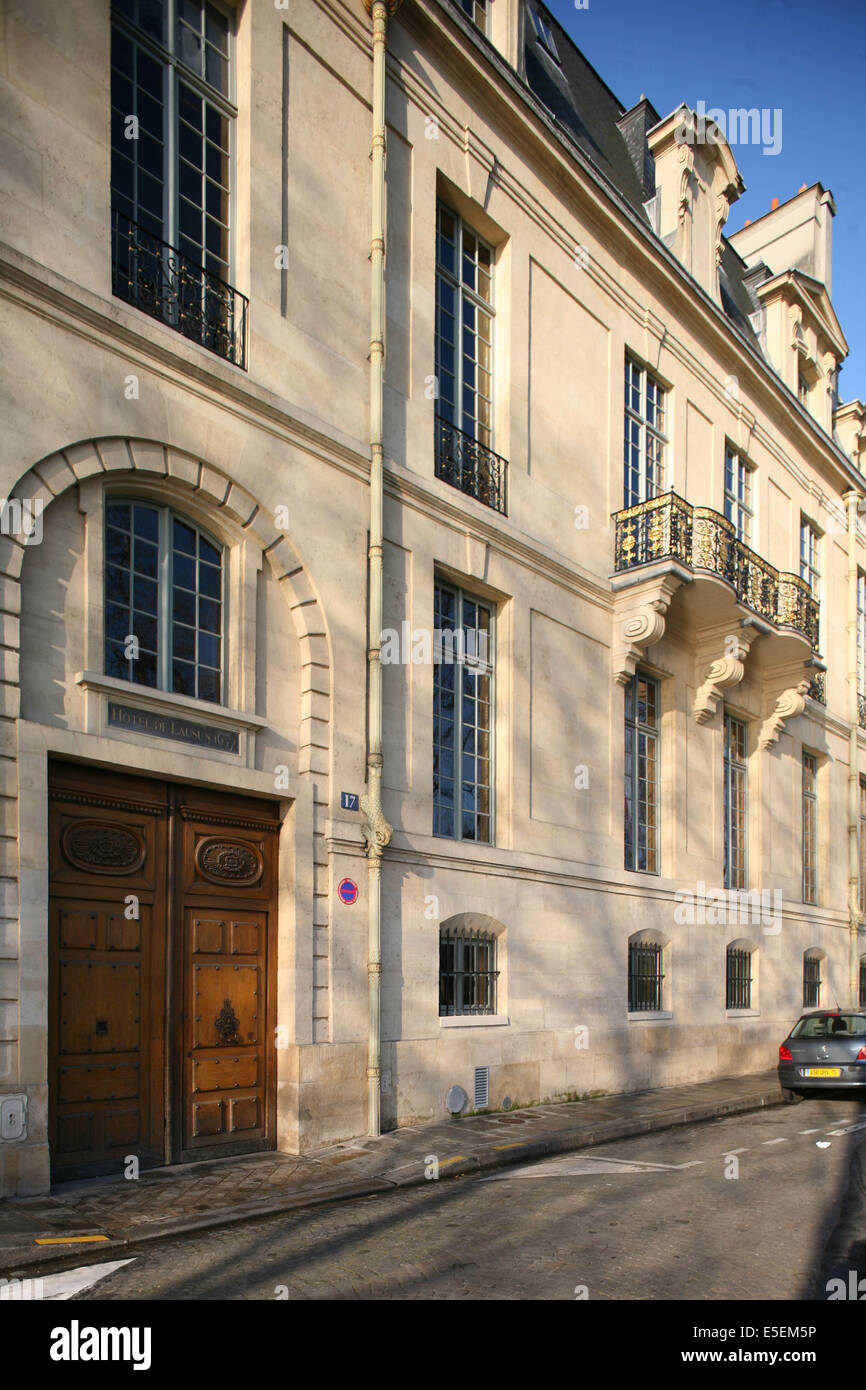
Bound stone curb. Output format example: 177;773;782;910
1;1082;783;1278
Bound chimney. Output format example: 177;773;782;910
616;97;662;200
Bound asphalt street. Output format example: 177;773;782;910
53;1094;866;1302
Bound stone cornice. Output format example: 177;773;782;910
756;271;848;360
383;461;614;612
0;243;371;488
381;841;849;926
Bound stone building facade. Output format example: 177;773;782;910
0;0;864;1196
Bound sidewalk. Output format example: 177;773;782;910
0;1069;782;1275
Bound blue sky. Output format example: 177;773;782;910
545;0;866;403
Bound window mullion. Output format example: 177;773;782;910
160;507;172;693
455;218;464;430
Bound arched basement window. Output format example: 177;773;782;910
104;499;225;703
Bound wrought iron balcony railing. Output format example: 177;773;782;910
435;417;508;515
111;208;248;370
613;490;820;648
859;693;866;730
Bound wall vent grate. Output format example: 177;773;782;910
474;1066;489;1109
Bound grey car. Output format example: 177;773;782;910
778;1010;866;1102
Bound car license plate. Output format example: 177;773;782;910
802;1067;841;1078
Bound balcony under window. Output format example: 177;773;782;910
613;490;819;649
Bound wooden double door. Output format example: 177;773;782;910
48;762;280;1181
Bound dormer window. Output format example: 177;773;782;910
457;0;487;33
528;8;560;61
798;371;810;407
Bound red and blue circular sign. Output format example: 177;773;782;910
338;877;359;906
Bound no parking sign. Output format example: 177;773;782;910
338;877;359;906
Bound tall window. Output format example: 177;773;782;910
433;581;493;843
435;204;494;449
857;571;866;696
105;500;225;703
860;779;866;917
860;956;866;1008
111;1;244;365
724;448;754;544
624;672;659;873
726;944;753;1010
723;714;748;890
803;951;822;1008
624;357;666;508
802;752;818;905
800;516;821;647
439;923;498;1016
628;938;664;1012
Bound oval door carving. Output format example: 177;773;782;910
195;837;263;886
61;820;146;875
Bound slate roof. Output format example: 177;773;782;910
515;0;763;346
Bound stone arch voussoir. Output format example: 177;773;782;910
5;436;332;779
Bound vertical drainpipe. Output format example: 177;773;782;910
361;0;398;1135
846;489;861;1006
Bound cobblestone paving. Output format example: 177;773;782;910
7;1071;780;1245
72;1097;866;1301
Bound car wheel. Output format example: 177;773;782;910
781;1087;804;1104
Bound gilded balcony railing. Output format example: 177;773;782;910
614;491;691;569
613;490;820;648
807;672;826;705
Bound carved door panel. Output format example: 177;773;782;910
48;768;168;1181
175;795;277;1160
48;764;280;1178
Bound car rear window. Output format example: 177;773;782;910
791;1013;866;1039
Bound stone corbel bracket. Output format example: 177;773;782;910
759;681;811;750
612;573;684;685
692;628;759;724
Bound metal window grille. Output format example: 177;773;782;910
803;753;818;905
474;1066;490;1108
724;448;754;545
624;356;667;508
723;714;748;890
104;499;225;703
860;958;866;1009
434;418;507;515
803;954;821;1009
628;940;664;1013
439;926;498;1016
433;582;494;843
726;947;752;1009
624;672;659;873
